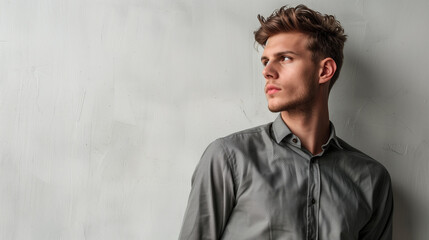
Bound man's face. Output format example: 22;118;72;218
261;32;320;113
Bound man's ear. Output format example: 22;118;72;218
319;58;337;84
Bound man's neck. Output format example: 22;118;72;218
280;105;330;155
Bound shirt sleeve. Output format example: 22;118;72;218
179;139;236;240
359;169;394;240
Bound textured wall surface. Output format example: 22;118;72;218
0;0;428;239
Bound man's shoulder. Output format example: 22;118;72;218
198;122;273;168
219;122;272;143
335;137;390;178
206;122;273;152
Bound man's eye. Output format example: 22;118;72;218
281;56;291;61
262;60;269;66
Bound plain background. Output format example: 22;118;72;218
0;0;428;239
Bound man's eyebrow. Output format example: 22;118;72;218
260;51;299;61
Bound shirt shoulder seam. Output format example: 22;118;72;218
217;138;239;194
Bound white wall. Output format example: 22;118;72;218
0;0;427;239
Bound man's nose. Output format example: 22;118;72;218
263;63;278;79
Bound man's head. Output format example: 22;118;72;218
254;5;347;91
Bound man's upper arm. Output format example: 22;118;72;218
179;139;236;240
359;168;394;240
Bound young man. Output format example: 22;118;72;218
179;5;393;240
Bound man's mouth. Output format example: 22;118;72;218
266;85;281;95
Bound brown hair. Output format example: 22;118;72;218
254;5;347;90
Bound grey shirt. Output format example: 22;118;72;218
179;115;393;240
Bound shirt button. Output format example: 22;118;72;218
292;138;298;143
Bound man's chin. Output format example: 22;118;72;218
267;100;293;112
267;105;282;113
267;102;302;113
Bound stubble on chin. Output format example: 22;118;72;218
267;100;309;113
267;89;317;113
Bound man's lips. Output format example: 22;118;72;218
265;84;281;95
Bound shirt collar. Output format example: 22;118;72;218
272;114;293;144
271;114;343;150
324;123;343;150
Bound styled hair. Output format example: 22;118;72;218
254;5;347;90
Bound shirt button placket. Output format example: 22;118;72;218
307;157;318;240
312;158;321;240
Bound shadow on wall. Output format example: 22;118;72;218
340;49;416;239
